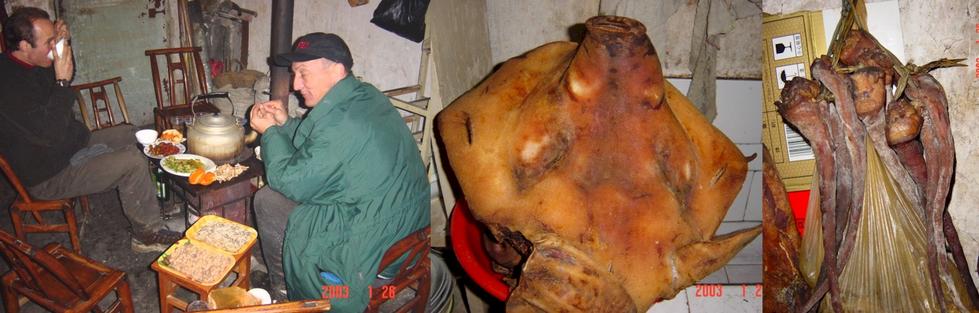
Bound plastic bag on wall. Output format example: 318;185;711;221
828;142;973;312
799;173;822;287
370;0;430;43
798;140;975;312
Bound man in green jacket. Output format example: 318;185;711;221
250;33;429;311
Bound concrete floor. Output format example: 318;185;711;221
0;180;271;312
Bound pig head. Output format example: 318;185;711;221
438;16;761;312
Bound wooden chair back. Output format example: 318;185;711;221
0;153;84;254
0;153;33;207
0;230;90;302
145;47;221;131
366;226;431;312
72;76;131;130
0;230;135;312
145;46;209;110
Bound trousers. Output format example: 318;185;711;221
28;125;164;232
253;186;296;297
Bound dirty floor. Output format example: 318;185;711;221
0;181;271;312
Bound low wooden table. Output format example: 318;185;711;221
152;245;253;312
153;155;264;227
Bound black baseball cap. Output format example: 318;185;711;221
273;32;353;70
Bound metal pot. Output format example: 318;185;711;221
187;113;243;164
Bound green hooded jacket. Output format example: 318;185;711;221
260;75;430;312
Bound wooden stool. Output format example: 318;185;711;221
152;249;252;312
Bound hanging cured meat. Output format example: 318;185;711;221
771;4;978;311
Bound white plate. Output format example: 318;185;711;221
143;142;186;159
161;154;216;177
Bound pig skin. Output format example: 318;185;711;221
438;16;760;312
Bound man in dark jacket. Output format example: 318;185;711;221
0;7;180;252
251;33;430;311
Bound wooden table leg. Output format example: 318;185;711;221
157;274;173;313
117;279;136;313
235;251;252;290
197;289;210;309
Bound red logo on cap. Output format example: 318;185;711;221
297;41;310;49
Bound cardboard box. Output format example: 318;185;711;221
762;11;827;191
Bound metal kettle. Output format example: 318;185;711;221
185;93;257;164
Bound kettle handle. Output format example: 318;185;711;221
189;92;233;123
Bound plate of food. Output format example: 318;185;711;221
160;129;186;144
143;141;186;159
161;154;216;177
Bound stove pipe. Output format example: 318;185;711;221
269;0;294;106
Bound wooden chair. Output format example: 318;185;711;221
72;76;131;130
366;226;431;313
145;46;220;132
0;154;84;254
0;230;134;312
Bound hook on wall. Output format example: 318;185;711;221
148;0;165;18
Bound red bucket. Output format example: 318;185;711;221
449;201;509;301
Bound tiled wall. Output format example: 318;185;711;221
667;78;763;286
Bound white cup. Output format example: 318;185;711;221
247;288;272;305
47;39;65;60
135;129;158;146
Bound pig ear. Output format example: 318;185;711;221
507;235;639;313
564;58;602;101
672;225;762;287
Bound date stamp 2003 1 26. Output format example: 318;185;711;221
320;285;398;300
692;284;762;298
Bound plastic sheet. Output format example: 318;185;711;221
800;140;974;312
833;141;936;311
799;171;822;288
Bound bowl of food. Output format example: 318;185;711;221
135;129;158;146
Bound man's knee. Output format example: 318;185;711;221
115;124;137;134
121;148;149;172
92;123;136;141
254;187;296;219
106;123;137;136
254;187;280;216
